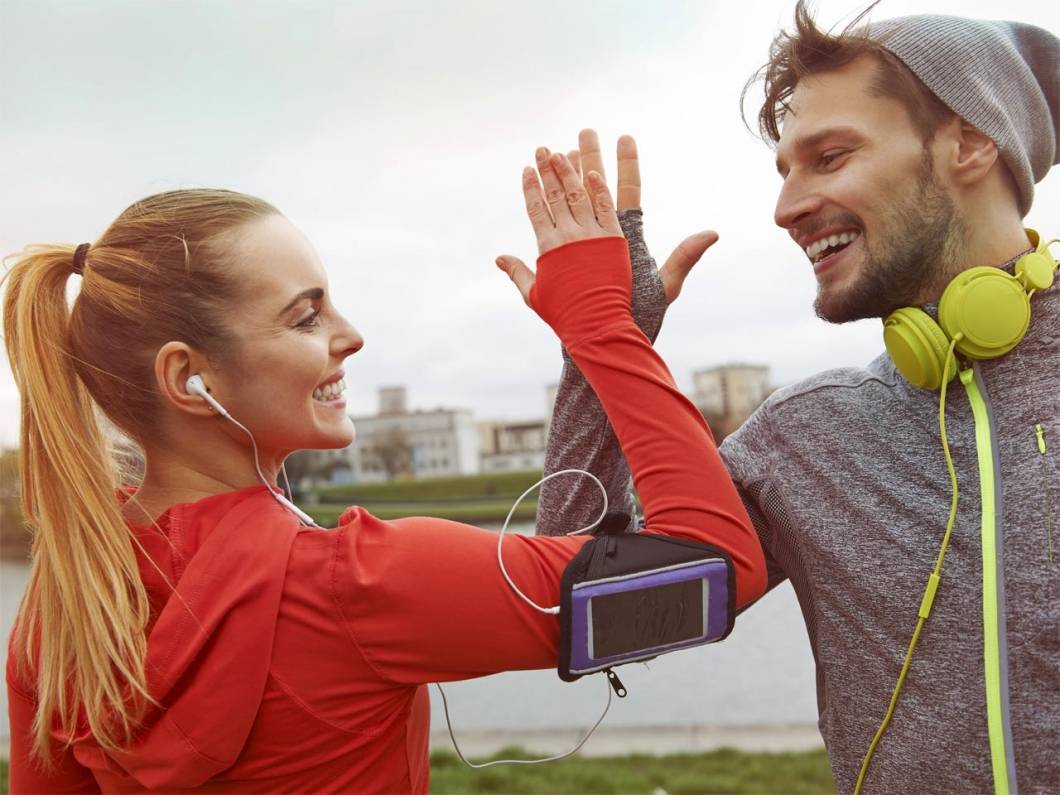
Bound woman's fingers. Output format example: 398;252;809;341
586;171;622;236
567;149;582;178
495;255;535;307
522;167;558;253
551;153;596;229
536;147;567;226
616;135;641;210
578;129;606;189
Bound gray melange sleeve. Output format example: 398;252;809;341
534;212;790;597
534;209;667;536
719;404;791;595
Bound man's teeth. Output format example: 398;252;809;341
805;231;859;261
312;378;346;401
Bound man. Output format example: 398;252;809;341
500;4;1058;792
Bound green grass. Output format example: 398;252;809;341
307;499;537;527
0;749;834;794
314;469;545;504
430;747;835;794
306;469;547;526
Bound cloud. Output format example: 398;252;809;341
1;0;1058;446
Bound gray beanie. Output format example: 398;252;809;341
864;15;1058;216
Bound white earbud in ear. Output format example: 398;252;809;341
186;374;230;418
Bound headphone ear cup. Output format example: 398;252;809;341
938;266;1031;360
884;307;955;390
1015;250;1056;291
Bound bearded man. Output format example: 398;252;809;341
513;4;1059;792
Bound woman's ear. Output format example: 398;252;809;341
155;342;216;417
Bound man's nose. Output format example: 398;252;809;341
774;176;821;232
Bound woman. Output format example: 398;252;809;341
4;150;766;793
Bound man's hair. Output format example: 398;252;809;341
746;1;953;145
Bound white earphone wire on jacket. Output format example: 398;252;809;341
185;375;319;527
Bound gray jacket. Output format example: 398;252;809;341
536;210;1059;794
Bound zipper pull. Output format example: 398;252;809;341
1036;423;1046;454
605;668;628;698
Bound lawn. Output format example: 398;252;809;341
1;748;835;794
314;469;546;504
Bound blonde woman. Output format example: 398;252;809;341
4;151;765;792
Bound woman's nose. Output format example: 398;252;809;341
334;320;364;358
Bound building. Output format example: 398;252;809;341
479;419;547;473
311;387;481;484
691;364;772;440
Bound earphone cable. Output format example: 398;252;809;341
495;469;609;615
224;412;314;523
854;337;962;794
434;675;613;768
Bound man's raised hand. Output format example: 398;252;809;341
568;129;718;305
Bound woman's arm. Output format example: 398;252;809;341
536;133;717;538
332;153;765;685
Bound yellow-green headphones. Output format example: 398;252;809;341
883;229;1058;390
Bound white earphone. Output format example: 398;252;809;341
185;374;319;527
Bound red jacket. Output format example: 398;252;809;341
7;237;766;793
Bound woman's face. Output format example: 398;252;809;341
208;214;363;455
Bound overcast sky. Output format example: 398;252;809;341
2;0;1058;447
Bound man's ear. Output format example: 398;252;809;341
947;119;1000;188
155;341;216;418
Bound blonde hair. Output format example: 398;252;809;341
2;189;278;764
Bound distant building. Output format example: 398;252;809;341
544;383;558;433
691;364;772;440
333;387;481;483
479;419;546;473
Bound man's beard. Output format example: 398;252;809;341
815;151;964;323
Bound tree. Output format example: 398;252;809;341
1;447;30;560
370;428;413;480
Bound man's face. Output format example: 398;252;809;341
773;55;961;322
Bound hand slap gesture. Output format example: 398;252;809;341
496;150;624;307
565;129;641;212
570;130;717;306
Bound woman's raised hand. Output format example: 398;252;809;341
496;148;623;308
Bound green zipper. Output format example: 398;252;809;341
959;368;1012;795
1037;423;1054;563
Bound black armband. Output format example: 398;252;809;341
558;531;735;682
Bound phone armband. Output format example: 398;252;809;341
558;532;735;682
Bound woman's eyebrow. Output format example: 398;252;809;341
277;287;324;318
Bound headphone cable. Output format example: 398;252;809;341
854;336;962;794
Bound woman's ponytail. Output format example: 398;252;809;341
3;189;278;764
3;244;153;764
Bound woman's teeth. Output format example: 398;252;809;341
805;230;859;262
312;378;346;402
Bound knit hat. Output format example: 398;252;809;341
864;15;1058;216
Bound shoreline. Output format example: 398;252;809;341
2;724;824;763
430;722;824;758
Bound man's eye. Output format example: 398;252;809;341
820;150;849;169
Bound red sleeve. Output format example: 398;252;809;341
333;236;766;685
332;510;587;684
530;236;766;604
6;681;100;794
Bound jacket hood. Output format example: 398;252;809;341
71;486;303;790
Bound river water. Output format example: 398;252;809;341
1;522;819;749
